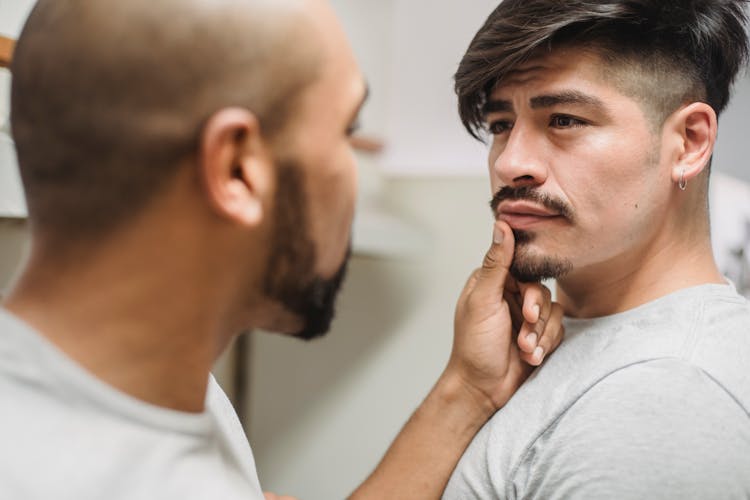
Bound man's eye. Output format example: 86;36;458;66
488;120;513;135
550;115;585;128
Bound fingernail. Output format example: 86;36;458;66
527;332;538;348
533;346;545;364
493;225;504;244
532;304;541;322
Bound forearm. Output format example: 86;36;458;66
349;371;495;500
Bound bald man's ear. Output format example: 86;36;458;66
199;108;274;227
666;102;717;186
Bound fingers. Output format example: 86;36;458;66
522;283;551;326
516;283;552;356
471;221;516;301
519;302;565;366
486;250;565;368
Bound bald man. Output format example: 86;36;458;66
0;1;563;498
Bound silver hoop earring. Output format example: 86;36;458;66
679;170;687;191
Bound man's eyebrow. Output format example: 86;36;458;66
530;91;606;110
482;90;609;118
482;99;513;115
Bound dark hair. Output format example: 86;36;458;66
455;0;750;140
10;0;319;245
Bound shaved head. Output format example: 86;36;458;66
11;0;323;243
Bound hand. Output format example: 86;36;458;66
445;220;565;412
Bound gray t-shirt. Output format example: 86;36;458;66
444;283;750;500
0;309;265;499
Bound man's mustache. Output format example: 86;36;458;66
490;186;575;222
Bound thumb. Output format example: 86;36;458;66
472;220;516;299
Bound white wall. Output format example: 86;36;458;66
326;0;500;176
381;0;498;175
0;0;34;217
0;0;35;38
0;0;33;293
714;70;750;182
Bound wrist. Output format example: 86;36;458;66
432;368;499;427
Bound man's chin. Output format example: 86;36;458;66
289;250;351;341
292;322;333;342
510;254;573;283
288;294;339;341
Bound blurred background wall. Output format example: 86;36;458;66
1;1;749;499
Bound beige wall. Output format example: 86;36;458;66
247;176;492;499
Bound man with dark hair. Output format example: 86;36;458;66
0;0;565;499
444;0;750;498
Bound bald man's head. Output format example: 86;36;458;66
11;0;322;242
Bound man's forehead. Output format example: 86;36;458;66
489;49;606;99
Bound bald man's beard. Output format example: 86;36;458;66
262;160;350;341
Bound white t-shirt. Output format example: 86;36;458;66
0;309;265;500
444;283;750;499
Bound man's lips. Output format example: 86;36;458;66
497;201;564;230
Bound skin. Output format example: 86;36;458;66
4;0;565;498
485;48;724;319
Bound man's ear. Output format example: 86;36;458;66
666;102;717;185
199;107;274;227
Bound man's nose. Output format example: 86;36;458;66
491;124;549;188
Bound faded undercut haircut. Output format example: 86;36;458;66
455;0;750;141
11;0;320;244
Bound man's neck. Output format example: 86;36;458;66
3;244;238;413
556;237;724;319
